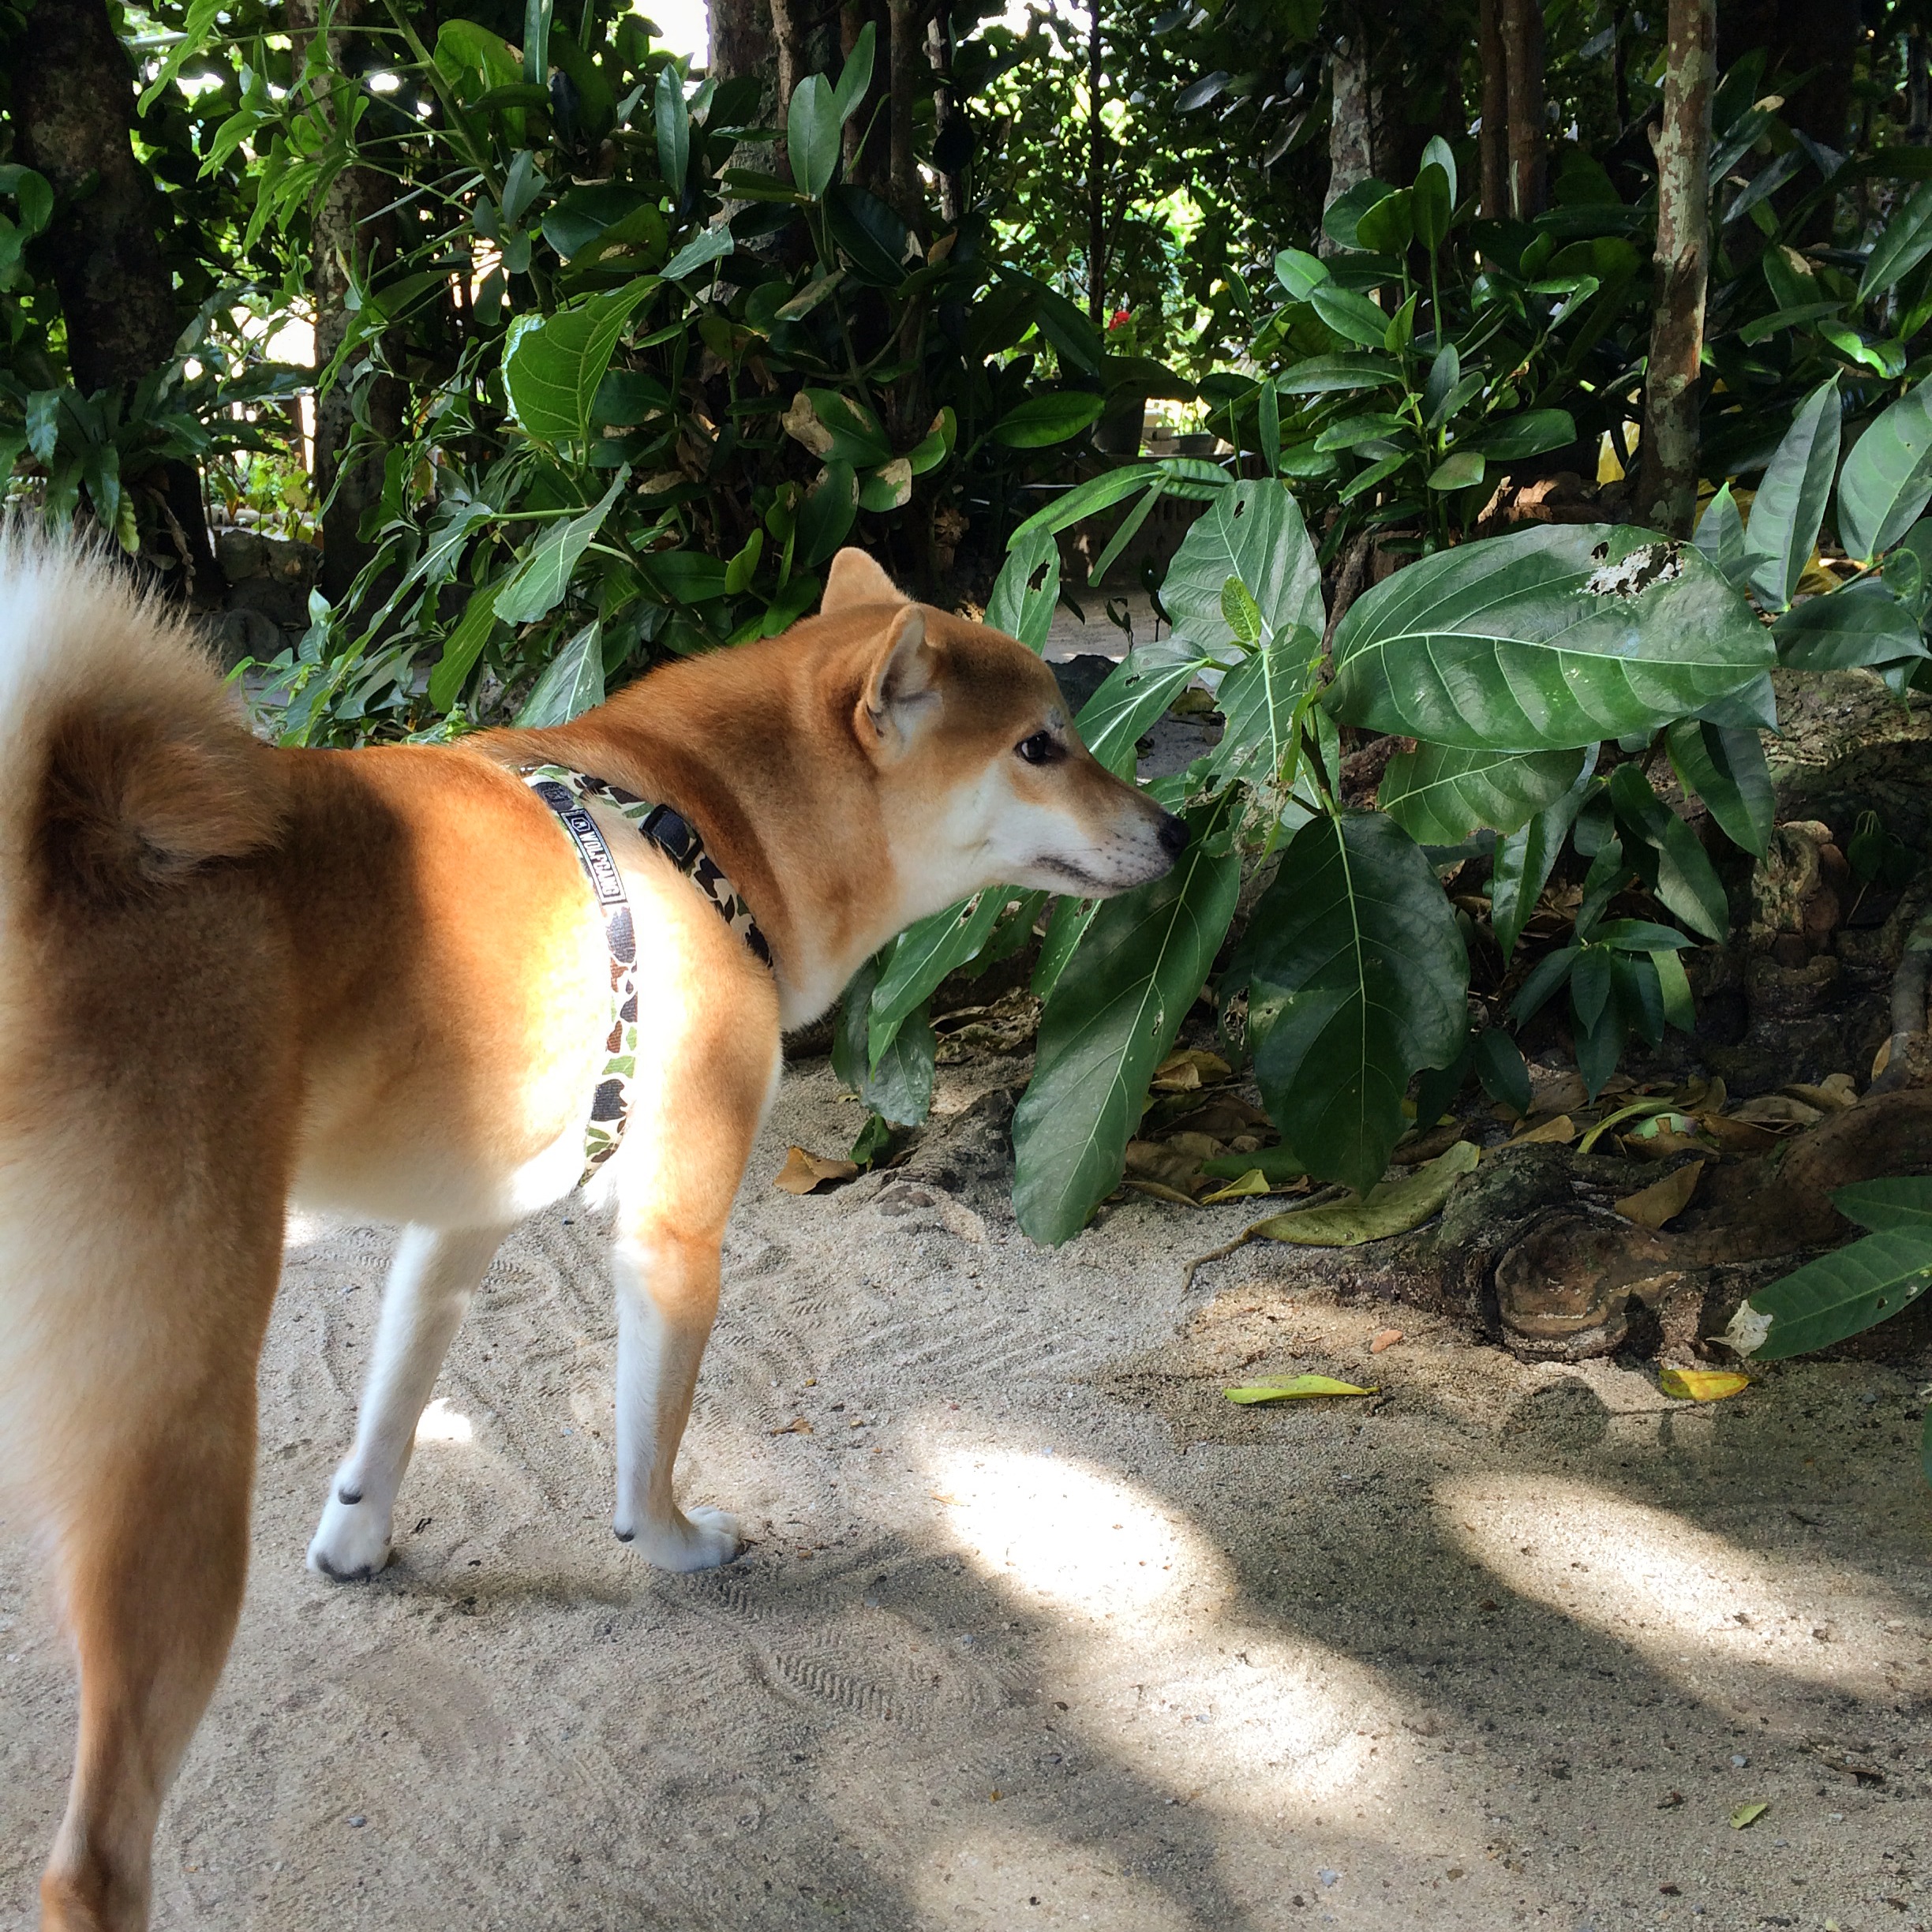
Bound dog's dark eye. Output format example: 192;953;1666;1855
1016;731;1062;766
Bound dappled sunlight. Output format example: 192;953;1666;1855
414;1397;474;1445
912;1819;1204;1930
1440;1472;1918;1698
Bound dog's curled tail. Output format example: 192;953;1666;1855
0;530;282;907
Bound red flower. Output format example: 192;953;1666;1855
1108;308;1132;330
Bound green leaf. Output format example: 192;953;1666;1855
1012;814;1241;1242
1491;751;1597;959
1380;744;1586;844
1327;526;1772;752
1422;343;1461;426
1474;1028;1531;1114
796;460;858;567
1234;812;1469;1196
1665;717;1773;857
1738;1230;1932;1360
1743;378;1842;610
504;282;655;446
1354;189;1414;256
429;583;502;711
1277;354;1403;395
1652;946;1695;1031
992;391;1105;447
1469;410;1577;460
1833;1177;1932;1233
1009;464;1166;541
987;529;1060;650
1428;451;1485;491
1208;623;1320;788
1032;893;1100;1002
1413;163;1452;250
833;21;876;121
24;389;58;464
1605;763;1728;942
1159;478;1324;657
1275;247;1329;300
1074;651;1204;778
494;471;628;625
515;618;605;725
1245;1140;1478;1246
1773;578;1927;669
1310;283;1392;350
870;889;1009;1065
1694;481;1750;586
1860;178;1932;298
661;224;732;282
655;65;690;195
1837;377;1932;562
1419;133;1458;207
788;73;841;199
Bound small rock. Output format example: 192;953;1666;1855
1732;1753;1750;1768
1317;1869;1340;1887
346;1814;367;1828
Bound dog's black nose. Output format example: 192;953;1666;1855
1156;812;1189;859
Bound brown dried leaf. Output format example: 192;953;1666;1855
1697;1110;1780;1154
1783;1076;1857;1113
1512;1114;1575;1145
1125;1139;1206;1192
769;1417;814;1435
1731;1094;1825;1129
1616;1159;1705;1229
1152;1048;1233;1091
774;1145;859;1194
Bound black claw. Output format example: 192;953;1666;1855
313;1551;376;1583
613;1526;635;1543
337;1484;363;1505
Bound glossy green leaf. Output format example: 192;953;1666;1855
1860;178;1932;298
1277;354;1403;395
514;617;604;725
1428;451;1485;491
1234;811;1469;1196
870;888;1009;1065
1380;743;1586;844
1354;189;1414;256
993;391;1106;448
654;65;689;196
787;73;841;198
1735;1230;1932;1360
1694;481;1750;586
833;21;876;121
1470;409;1577;460
1327;525;1773;751
661;223;732;282
1413;163;1452;249
1833;1177;1932;1233
494;470;628;625
1246;1141;1479;1249
1160;478;1324;657
429;583;501;711
1419;133;1458;207
1208;623;1320;788
796;459;858;567
987;528;1060;651
1009;464;1166;541
1275;247;1328;299
1074;650;1205;778
1311;283;1393;349
1743;378;1841;610
1837;377;1932;561
1605;763;1728;942
504;281;655;445
833;956;934;1126
1665;717;1773;857
1490;750;1597;959
1013;814;1241;1242
1773;578;1927;669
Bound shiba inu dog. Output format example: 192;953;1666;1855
0;536;1185;1930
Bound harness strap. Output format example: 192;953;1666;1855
521;763;772;1186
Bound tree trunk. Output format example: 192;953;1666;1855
1636;0;1716;537
1478;0;1509;218
11;0;219;598
1088;0;1105;320
888;0;924;223
1323;28;1375;253
1500;0;1546;219
287;0;408;614
710;0;776;87
927;11;964;223
1913;27;1930;147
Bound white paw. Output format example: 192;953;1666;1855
307;1488;394;1582
620;1504;741;1572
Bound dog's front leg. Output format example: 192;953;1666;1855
610;1226;739;1570
309;1222;509;1581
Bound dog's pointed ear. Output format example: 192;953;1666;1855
856;605;939;760
822;548;908;615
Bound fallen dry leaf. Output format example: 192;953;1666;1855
1530;1069;1590;1114
1511;1113;1575;1145
1729;1802;1768;1830
1616;1159;1705;1229
1152;1047;1232;1091
1125;1140;1206;1192
1200;1168;1272;1205
1697;1110;1780;1154
1225;1373;1378;1405
1369;1328;1404;1354
773;1146;859;1193
1657;1367;1750;1402
769;1417;814;1435
1164;1130;1226;1161
1249;1140;1479;1247
1123;1178;1203;1208
1730;1093;1824;1129
1393;1121;1469;1164
1785;1074;1857;1112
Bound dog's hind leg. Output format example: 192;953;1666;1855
308;1222;509;1582
35;1249;279;1932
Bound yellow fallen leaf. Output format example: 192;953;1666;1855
1616;1159;1705;1229
1200;1168;1271;1205
774;1145;859;1193
1730;1802;1768;1829
1152;1047;1232;1091
1249;1140;1479;1248
769;1417;814;1435
1512;1113;1575;1145
1225;1374;1378;1405
1659;1368;1750;1402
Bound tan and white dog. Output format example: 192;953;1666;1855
0;535;1184;1930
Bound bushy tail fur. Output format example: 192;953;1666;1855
0;529;282;909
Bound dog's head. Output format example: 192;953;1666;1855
819;549;1187;922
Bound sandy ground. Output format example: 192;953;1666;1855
3;1053;1930;1932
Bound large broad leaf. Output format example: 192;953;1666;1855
1605;763;1729;942
1326;525;1773;751
1743;378;1842;610
1490;751;1597;959
787;73;841;198
1232;811;1469;1195
1665;717;1773;857
1277;353;1402;395
1860;178;1932;298
1160;478;1324;657
993;391;1105;447
514;618;605;724
1309;283;1391;349
1206;624;1320;788
504;281;656;445
1693;481;1751;586
1773;577;1928;669
1469;410;1578;460
868;888;1009;1065
986;529;1060;650
1735;1229;1932;1360
1837;377;1932;561
1835;1176;1932;1232
833;957;934;1127
1012;816;1241;1243
1380;743;1586;844
1075;650;1205;777
494;470;628;624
